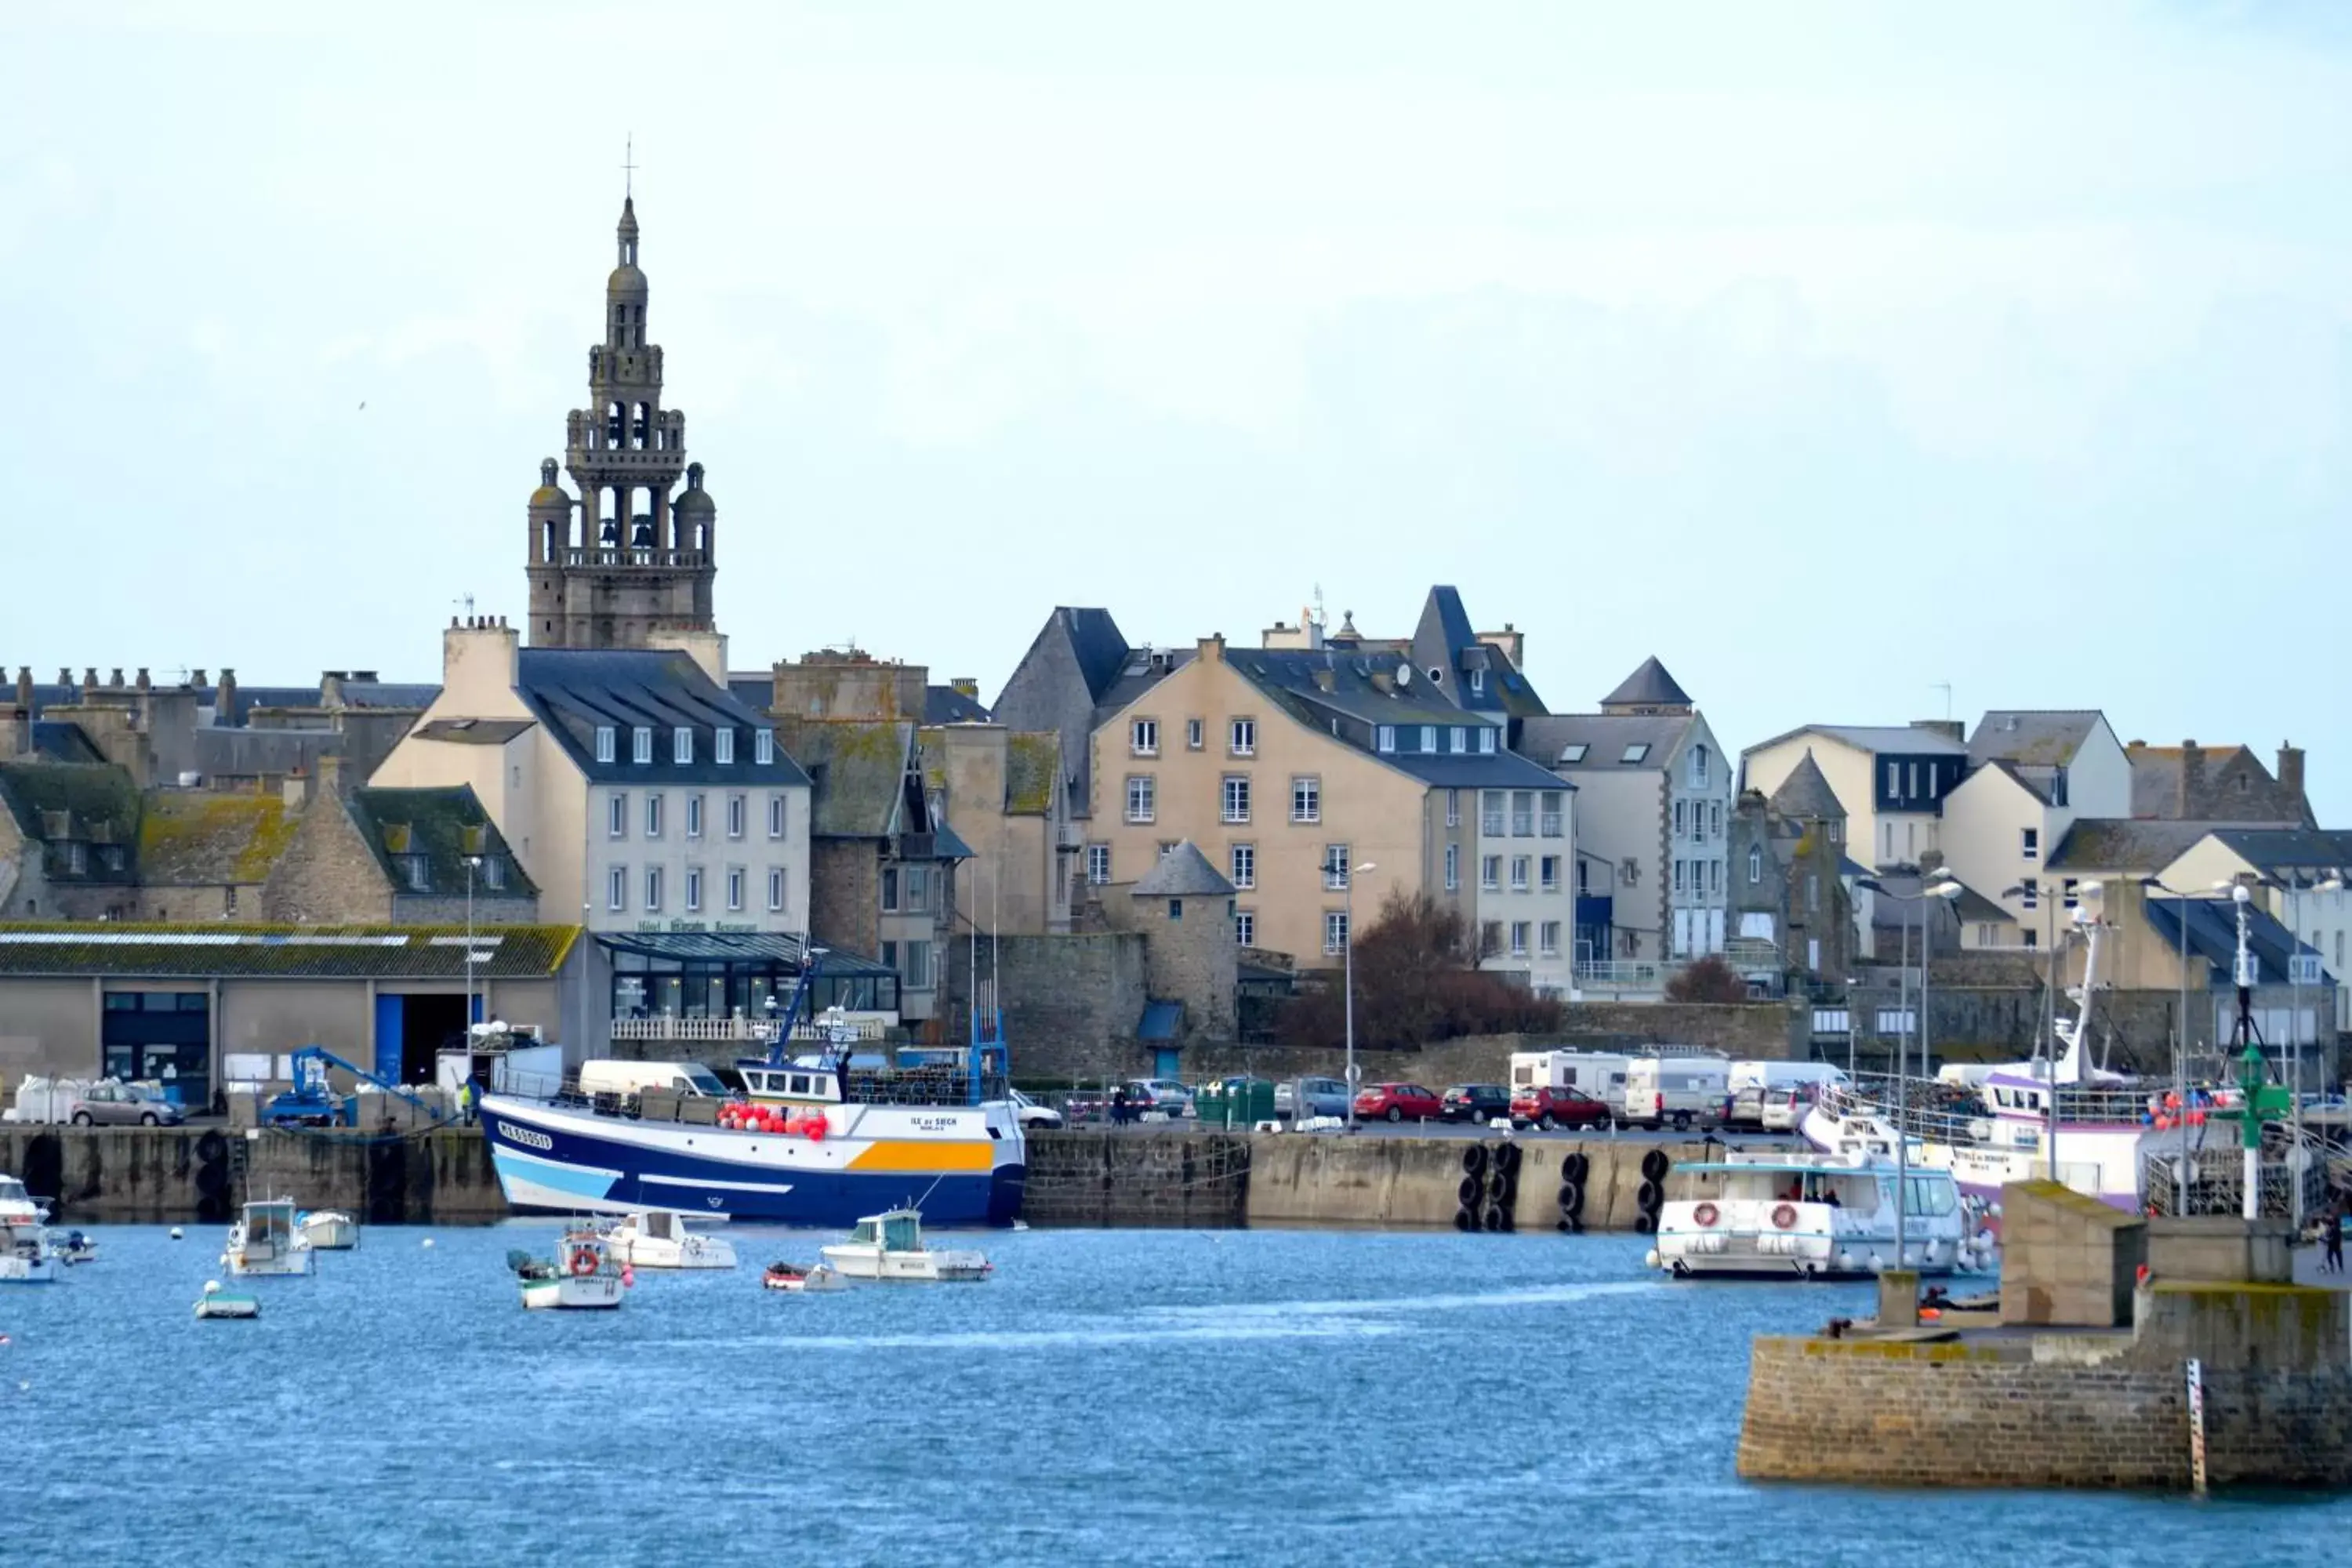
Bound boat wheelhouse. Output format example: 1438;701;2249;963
1653;1154;1989;1280
223;1198;314;1277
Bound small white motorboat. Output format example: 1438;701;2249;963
601;1210;737;1270
195;1280;260;1319
298;1210;359;1250
1;1220;56;1284
762;1261;847;1292
223;1198;315;1277
821;1207;992;1283
510;1230;626;1310
56;1229;97;1265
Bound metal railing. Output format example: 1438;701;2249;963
1571;959;1684;998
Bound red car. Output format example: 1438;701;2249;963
1510;1084;1611;1132
1354;1082;1443;1123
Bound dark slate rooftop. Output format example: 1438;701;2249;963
412;717;535;746
336;681;441;710
1767;751;1844;821
192;727;342;779
1600;655;1692;710
1223;648;1563;789
1132;840;1236;898
1968;710;2107;768
2045;818;2218;872
925;685;992;725
2144;898;2325;986
347;785;539;899
0;763;143;864
1747;723;1968;757
515;648;811;789
0;924;581;978
1519;712;1695;771
27;722;103;764
990;607;1139;817
774;719;914;839
2201;827;2352;874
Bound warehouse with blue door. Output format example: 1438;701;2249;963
0;924;587;1104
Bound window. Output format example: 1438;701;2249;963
1541;792;1563;837
608;866;626;912
1479;729;1497;755
1908;763;1918;800
644;793;664;838
1236;909;1256;946
2063;878;2080;909
768;867;786;912
673;727;693;764
1540;920;1562;956
2023;927;2039;950
1291;776;1321;823
1229;718;1255;756
2020;878;2040;910
1674;800;1687;837
1413;725;1432;753
755;729;775;766
1087;844;1111;884
1509;921;1530;957
1444;789;1460;828
1221;775;1250;824
1323;844;1351;891
768;795;785;838
2020;826;2039;861
1886;760;1899;798
1690;745;1709;787
607;793;627;838
1558;742;1588;764
1167;898;1183;920
1324;911;1349;954
1806;873;1819;913
1674;859;1687;893
1482;855;1502;891
633;726;653;764
1230;844;1255;889
1376;725;1396;753
686;793;704;839
904;941;932;991
1577;859;1590;894
906;866;931;913
1445;844;1460;891
727;867;745;912
1468;669;1485;695
482;856;506;891
1450;728;1468;754
1710;801;1722;840
644;866;663;913
1482;791;1505;837
595;726;615;764
685;866;704;913
1510;855;1530;891
1710;858;1722;893
1185;718;1204;750
1480;921;1502;957
727;794;746;839
1620;742;1648;764
1131;718;1159;757
1512;791;1534;836
1126;775;1156;823
1541;855;1561;892
401;855;426;891
715;728;735;765
881;867;901;913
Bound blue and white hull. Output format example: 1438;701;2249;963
478;1093;1027;1228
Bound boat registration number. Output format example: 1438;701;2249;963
496;1120;554;1151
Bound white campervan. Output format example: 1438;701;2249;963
1623;1055;1733;1131
1508;1051;1635;1117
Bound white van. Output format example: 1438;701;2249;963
1508;1051;1635;1116
1623;1055;1733;1131
578;1060;729;1099
1729;1061;1850;1095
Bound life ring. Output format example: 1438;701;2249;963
1770;1203;1798;1231
569;1247;597;1277
1693;1201;1720;1229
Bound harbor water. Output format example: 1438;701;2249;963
10;1225;2351;1565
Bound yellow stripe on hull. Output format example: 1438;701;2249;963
848;1140;998;1173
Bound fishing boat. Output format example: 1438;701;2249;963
194;1281;260;1319
222;1198;315;1277
1650;1152;1993;1280
763;1260;847;1292
1;1220;56;1284
509;1229;626;1310
299;1210;359;1250
56;1229;97;1265
0;1175;48;1226
477;976;1025;1228
820;1207;992;1282
600;1210;738;1269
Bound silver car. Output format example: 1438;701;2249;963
1274;1076;1351;1120
71;1083;185;1127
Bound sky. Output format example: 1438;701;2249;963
4;2;2350;817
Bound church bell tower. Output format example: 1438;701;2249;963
524;196;720;648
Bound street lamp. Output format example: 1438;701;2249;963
1855;874;1962;1269
2002;877;2073;1185
2140;876;2201;1216
463;853;484;1040
1342;860;1377;1130
2265;869;2342;1230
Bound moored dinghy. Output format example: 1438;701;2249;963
299;1210;359;1250
194;1280;260;1319
762;1260;846;1292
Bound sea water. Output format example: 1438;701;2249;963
8;1224;2347;1566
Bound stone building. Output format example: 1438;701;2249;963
1106;840;1237;1045
1725;751;1854;993
524;197;719;650
263;782;538;926
2125;740;2315;826
920;722;1073;938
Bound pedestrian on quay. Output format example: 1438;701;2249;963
2325;1192;2346;1275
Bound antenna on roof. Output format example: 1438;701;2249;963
1312;583;1327;633
454;593;476;622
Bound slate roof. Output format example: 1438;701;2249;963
1519;712;1695;772
2143;898;2326;986
1406;586;1544;717
2199;827;2352;876
1970;757;2060;806
137;793;299;885
411;718;535;746
1767;751;1844;821
337;681;440;711
1132;840;1236;898
1748;723;1968;757
990;607;1137;817
1224;648;1563;789
514;648;810;789
346;786;538;899
192;726;342;780
1968;710;2107;768
925;685;992;725
2126;744;2309;823
0;763;142;875
1601;656;1692;710
27;722;103;764
2045;818;2217;873
775;719;914;838
0;924;581;978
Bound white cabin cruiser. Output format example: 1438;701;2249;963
1652;1152;1993;1280
821;1207;992;1282
223;1198;315;1277
600;1210;739;1270
299;1210;359;1250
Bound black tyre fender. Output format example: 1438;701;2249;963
1461;1145;1490;1178
1641;1149;1671;1182
1454;1207;1476;1232
1458;1175;1483;1207
1558;1181;1584;1216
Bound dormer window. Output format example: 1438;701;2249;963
715;728;735;765
1559;743;1588;764
1376;726;1396;753
1468;669;1485;695
482;857;506;891
633;727;652;765
595;726;615;764
673;727;693;764
1478;729;1497;754
755;729;775;766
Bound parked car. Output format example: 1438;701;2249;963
1760;1085;1817;1133
71;1083;184;1127
1509;1084;1610;1132
1275;1076;1352;1120
1440;1083;1512;1123
1355;1083;1443;1123
1008;1089;1065;1131
1133;1079;1196;1118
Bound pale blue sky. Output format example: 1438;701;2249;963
4;2;2348;816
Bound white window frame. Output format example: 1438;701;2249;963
726;867;745;912
633;726;653;765
1510;855;1530;892
644;793;664;839
684;866;704;913
1087;844;1111;884
1131;718;1160;757
1419;725;1436;752
755;729;775;766
767;867;786;913
1539;920;1561;957
1376;725;1396;753
727;794;746;839
715;728;735;765
1291;776;1320;824
686;793;704;839
1690;746;1708;788
1323;910;1349;955
1509;920;1529;958
1323;844;1351;891
1229;718;1256;757
1450;728;1467;754
1185;717;1204;750
595;726;615;764
1221;775;1250;824
2021;826;2040;861
673;726;693;764
607;866;626;912
1482;855;1501;892
607;793;626;838
644;866;663;913
1126;775;1156;824
1445;844;1460;891
1478;728;1497;754
1236;909;1255;947
1446;789;1460;828
1540;855;1560;894
1230;843;1255;890
768;795;785;839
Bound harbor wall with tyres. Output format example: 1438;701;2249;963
1020;1130;1723;1232
0;1124;508;1226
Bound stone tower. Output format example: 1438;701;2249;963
524;197;720;648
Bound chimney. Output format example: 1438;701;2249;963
191;669;207;688
14;666;31;713
84;667;99;691
2278;741;2306;804
57;666;72;691
1196;634;1225;664
2179;740;2205;818
218;669;238;726
316;752;344;800
135;667;151;693
281;767;310;811
950;677;978;700
109;668;123;688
